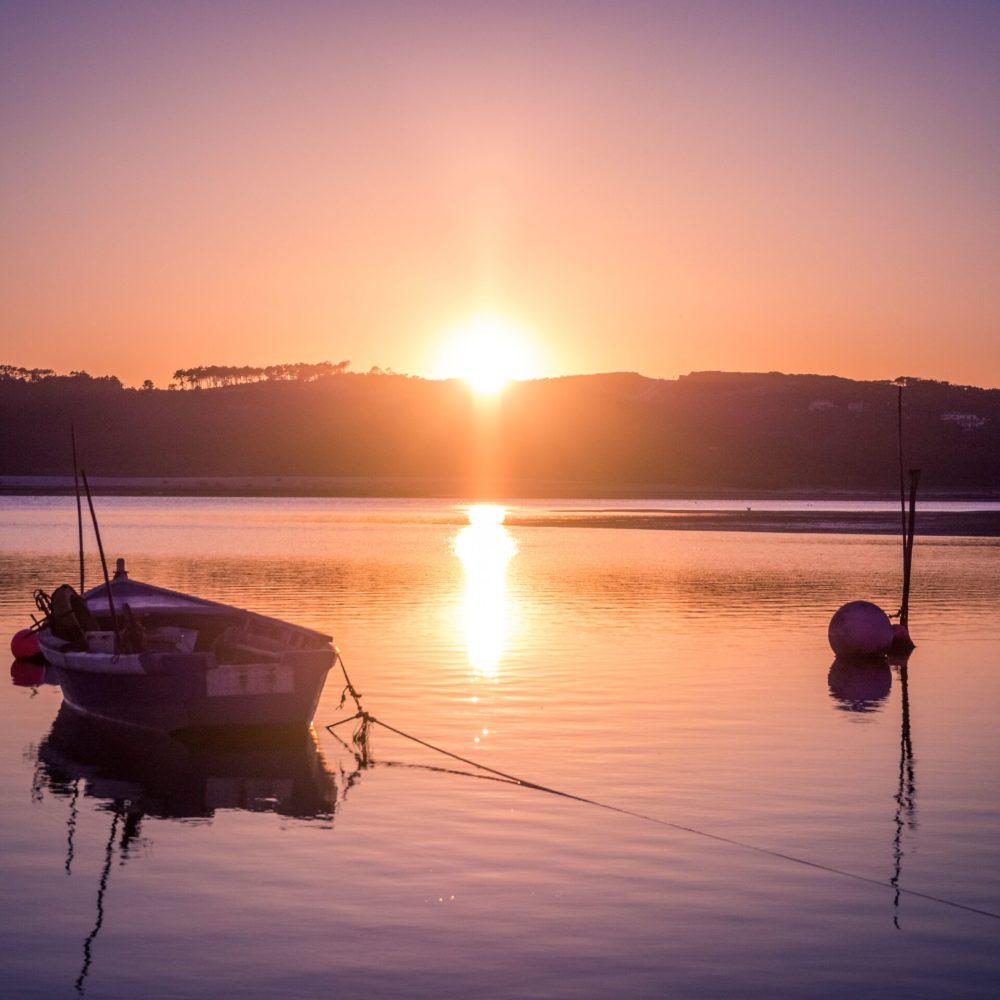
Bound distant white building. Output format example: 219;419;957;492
941;412;987;431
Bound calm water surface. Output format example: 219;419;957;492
1;497;998;998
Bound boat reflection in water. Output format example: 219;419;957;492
36;704;341;822
453;504;518;678
33;705;351;995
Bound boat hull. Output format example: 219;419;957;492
35;567;337;734
43;643;333;734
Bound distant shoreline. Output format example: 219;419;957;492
2;476;999;536
2;474;998;503
504;510;1000;537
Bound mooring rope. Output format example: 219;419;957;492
326;654;1000;923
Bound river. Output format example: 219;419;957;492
1;496;998;998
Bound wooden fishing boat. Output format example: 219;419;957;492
36;559;335;735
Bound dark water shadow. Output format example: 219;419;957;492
35;704;340;821
10;658;59;694
31;705;347;995
827;657;893;715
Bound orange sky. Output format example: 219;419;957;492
2;1;999;388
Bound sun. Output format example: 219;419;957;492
433;315;541;396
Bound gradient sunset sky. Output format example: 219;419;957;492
2;0;998;388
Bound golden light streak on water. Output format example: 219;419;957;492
453;504;518;677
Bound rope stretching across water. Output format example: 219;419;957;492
326;655;1000;924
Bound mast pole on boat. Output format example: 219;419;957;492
80;470;121;644
71;424;85;594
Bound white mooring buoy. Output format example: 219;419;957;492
828;600;894;659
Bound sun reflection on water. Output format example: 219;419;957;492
453;504;518;677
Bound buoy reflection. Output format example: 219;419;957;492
453;504;517;676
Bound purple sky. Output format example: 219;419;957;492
2;0;998;387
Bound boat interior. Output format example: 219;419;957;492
41;583;331;662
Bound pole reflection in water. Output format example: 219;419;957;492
453;504;518;678
76;807;122;996
890;657;917;929
825;654;918;927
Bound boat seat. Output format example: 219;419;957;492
212;625;281;664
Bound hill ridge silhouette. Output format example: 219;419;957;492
2;369;997;495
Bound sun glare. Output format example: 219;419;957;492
465;503;506;527
453;503;518;676
433;316;541;396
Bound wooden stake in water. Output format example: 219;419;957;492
900;469;920;630
895;383;919;633
897;386;907;572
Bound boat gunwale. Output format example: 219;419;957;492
79;575;334;643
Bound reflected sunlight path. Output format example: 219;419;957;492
453;504;518;678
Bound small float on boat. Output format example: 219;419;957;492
34;558;334;735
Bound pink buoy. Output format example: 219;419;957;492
828;601;893;659
10;628;40;660
890;622;914;652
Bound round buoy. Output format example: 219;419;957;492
10;660;46;687
828;601;893;659
10;628;40;660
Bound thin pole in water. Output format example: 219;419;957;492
900;469;920;630
895;383;919;634
897;385;907;572
71;425;85;594
80;470;119;642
